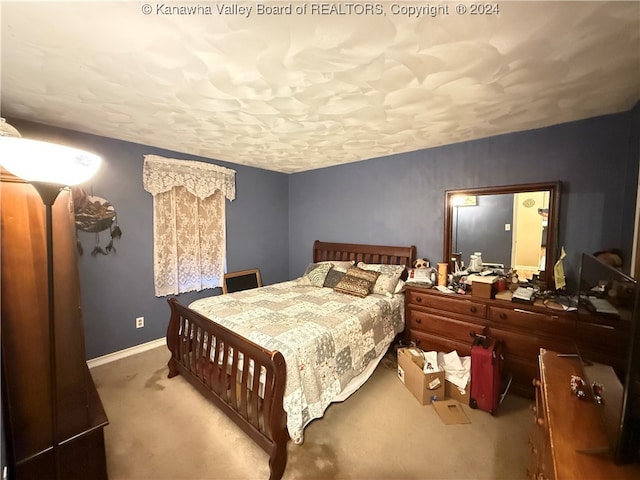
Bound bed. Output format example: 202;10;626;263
166;240;416;480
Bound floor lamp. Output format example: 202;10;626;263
0;129;101;478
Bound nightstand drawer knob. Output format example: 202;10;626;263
470;307;477;313
499;313;507;320
416;296;422;303
416;318;422;324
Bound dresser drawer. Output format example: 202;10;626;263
487;327;575;359
487;305;575;337
407;309;482;345
408;329;472;356
407;290;486;319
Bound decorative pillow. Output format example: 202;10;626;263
318;260;355;273
323;269;346;288
345;266;381;283
334;266;381;298
357;262;406;296
334;275;376;298
300;262;333;287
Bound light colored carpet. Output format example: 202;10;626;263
91;346;532;480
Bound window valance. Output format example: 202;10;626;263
143;154;236;201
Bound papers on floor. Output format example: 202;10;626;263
438;350;471;394
416;349;471;395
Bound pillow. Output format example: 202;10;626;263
318;260;355;273
357;262;406;296
334;267;381;298
334;275;376;298
300;262;333;287
394;279;406;294
345;266;381;283
323;269;346;288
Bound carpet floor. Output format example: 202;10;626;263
91;345;532;480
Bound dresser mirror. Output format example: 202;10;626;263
443;181;561;287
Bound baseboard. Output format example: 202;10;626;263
87;338;166;369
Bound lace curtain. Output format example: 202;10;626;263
143;155;236;296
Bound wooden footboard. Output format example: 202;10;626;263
166;298;288;480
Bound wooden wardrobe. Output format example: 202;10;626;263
1;173;109;479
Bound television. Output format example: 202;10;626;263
575;253;640;464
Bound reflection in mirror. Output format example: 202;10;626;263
444;182;560;287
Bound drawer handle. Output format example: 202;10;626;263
470;306;477;313
416;318;422;324
499;313;507;320
416;296;422;303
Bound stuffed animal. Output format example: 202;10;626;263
413;258;429;269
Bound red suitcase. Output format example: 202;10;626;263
469;337;504;415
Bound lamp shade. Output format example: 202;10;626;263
0;136;101;186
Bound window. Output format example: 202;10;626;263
143;155;236;296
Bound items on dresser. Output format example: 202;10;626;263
512;286;536;304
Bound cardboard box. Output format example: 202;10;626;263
445;379;470;404
433;400;471;424
397;347;445;405
472;281;495;299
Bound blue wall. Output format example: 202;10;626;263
8;104;639;359
288;106;640;286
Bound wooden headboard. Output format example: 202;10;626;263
313;240;417;268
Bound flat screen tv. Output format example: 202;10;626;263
575;253;640;464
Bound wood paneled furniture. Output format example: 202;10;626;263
404;285;577;397
1;175;108;479
529;349;640;479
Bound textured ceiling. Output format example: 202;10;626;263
1;1;639;173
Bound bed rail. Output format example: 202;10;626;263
166;298;288;480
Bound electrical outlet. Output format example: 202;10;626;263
136;316;144;329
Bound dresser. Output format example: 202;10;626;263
529;349;640;479
1;175;109;479
404;285;577;397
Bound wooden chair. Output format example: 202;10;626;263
222;268;262;294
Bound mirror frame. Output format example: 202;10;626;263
443;181;561;288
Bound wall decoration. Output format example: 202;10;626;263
73;187;122;256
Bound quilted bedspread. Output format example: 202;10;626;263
188;280;404;444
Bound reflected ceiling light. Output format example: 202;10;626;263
451;194;477;207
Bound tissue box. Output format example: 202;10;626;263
445;379;470;404
397;347;445;405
